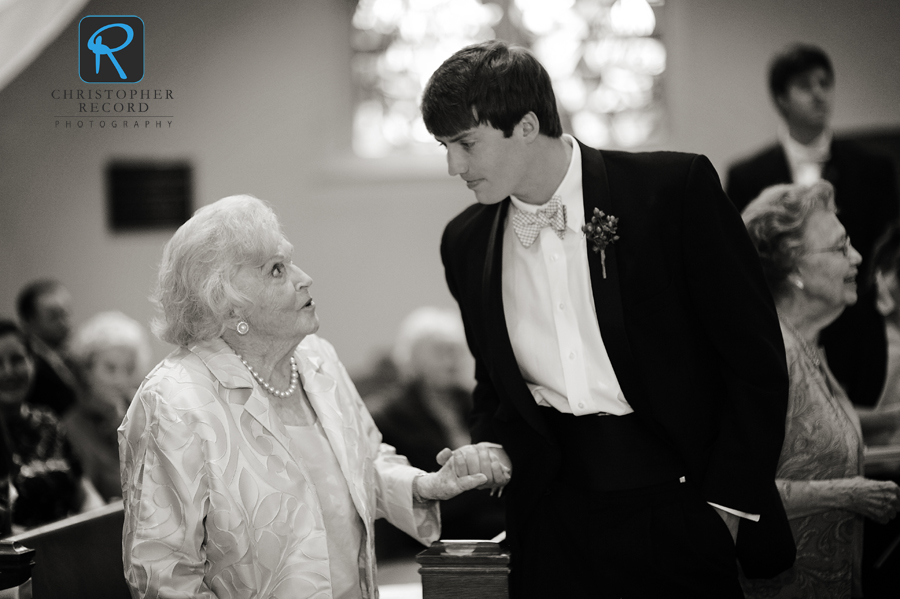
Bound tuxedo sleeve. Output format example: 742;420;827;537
440;224;501;446
872;153;900;227
682;155;789;512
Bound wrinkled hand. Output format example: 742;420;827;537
415;451;489;501
841;476;900;523
436;442;512;494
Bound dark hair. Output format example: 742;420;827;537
768;43;833;100
0;319;30;353
15;279;64;323
869;222;900;287
421;39;562;139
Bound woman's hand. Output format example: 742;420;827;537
838;476;900;523
415;451;490;501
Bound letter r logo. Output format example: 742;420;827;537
79;16;144;83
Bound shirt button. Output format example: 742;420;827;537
578;402;585;409
550;254;558;262
558;302;565;310
569;352;576;360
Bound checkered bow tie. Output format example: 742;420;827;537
512;196;567;248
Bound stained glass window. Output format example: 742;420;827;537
351;0;666;157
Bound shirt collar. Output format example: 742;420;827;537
779;125;832;164
510;134;583;232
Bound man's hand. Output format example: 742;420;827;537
713;506;739;544
436;442;512;493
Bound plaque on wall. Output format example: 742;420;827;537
106;162;192;231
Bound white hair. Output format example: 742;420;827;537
391;306;467;380
70;311;152;376
152;194;283;347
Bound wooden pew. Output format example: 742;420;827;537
5;501;129;599
5;502;515;599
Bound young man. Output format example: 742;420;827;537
727;44;900;409
422;40;794;597
16;279;78;415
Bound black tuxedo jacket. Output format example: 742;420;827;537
727;140;900;407
441;142;794;576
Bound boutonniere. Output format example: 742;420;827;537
582;208;620;279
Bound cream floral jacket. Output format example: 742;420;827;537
119;335;440;598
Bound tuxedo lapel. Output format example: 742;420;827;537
481;200;551;438
771;146;793;184
580;143;642;405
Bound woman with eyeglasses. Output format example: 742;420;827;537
740;180;900;598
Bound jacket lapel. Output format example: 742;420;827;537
579;142;642;406
481;200;552;439
189;339;297;459
295;342;369;522
772;146;793;184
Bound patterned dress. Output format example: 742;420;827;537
743;323;864;599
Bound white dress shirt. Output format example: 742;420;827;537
779;126;832;186
502;134;632;416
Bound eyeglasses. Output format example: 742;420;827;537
804;236;851;258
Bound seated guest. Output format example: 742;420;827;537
119;195;502;598
0;319;105;531
861;222;900;597
16;279;79;415
869;222;900;446
66;311;151;502
741;181;900;597
368;307;504;559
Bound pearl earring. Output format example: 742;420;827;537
793;279;804;290
236;321;250;335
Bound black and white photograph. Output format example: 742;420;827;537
1;1;899;597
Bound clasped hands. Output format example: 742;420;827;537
415;442;512;502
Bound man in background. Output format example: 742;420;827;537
16;279;78;415
727;43;900;408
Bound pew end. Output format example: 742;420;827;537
5;500;129;599
416;540;509;599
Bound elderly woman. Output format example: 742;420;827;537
66;311;150;501
119;195;501;599
741;181;900;598
0;319;104;531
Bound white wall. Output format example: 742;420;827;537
1;0;898;375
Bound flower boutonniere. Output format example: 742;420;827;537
582;208;620;279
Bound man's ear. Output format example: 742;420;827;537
773;93;790;119
518;111;540;142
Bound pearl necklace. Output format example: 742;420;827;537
777;315;821;369
237;355;299;398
